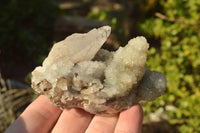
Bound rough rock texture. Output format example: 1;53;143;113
31;26;167;116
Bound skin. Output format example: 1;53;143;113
5;95;143;133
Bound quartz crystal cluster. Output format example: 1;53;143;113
31;26;167;115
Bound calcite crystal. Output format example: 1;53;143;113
31;26;167;116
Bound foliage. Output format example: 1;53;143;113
139;0;200;132
0;0;59;64
87;7;125;44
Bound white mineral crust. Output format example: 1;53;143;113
31;26;167;115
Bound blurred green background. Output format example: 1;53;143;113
0;0;200;132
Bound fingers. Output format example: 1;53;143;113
52;108;93;133
85;104;143;133
6;95;143;133
114;104;143;133
5;95;62;133
85;114;119;133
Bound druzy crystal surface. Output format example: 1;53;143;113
31;26;166;115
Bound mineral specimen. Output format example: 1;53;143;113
31;26;167;116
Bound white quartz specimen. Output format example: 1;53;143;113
31;26;167;115
103;37;148;97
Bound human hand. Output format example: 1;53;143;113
5;95;143;133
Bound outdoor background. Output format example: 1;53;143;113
0;0;200;132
